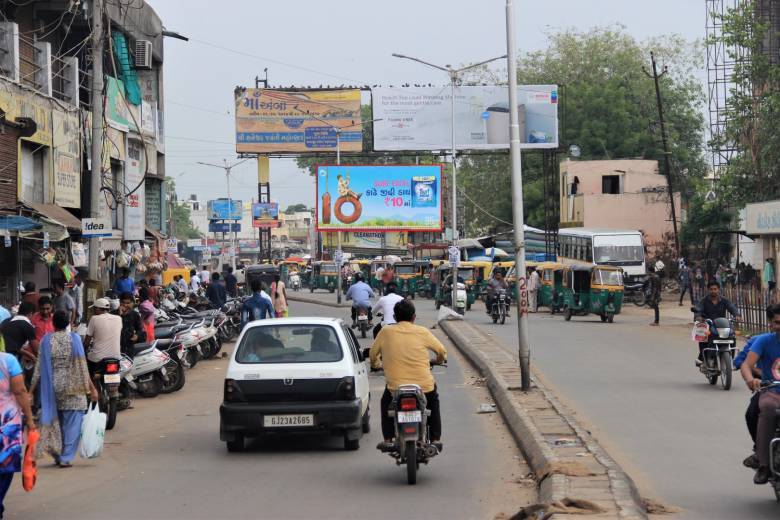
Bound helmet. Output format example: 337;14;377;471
354;273;364;282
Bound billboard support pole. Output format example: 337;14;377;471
506;0;531;391
449;72;459;311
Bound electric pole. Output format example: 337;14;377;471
88;0;104;280
645;52;681;258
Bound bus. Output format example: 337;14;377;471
557;228;646;282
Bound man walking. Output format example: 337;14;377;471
241;280;274;329
190;269;202;293
223;266;238;298
678;262;694;306
206;272;227;309
528;268;541;312
763;258;775;294
52;280;77;326
644;266;661;326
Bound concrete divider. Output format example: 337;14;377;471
287;293;352;308
439;318;647;519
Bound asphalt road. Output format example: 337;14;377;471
463;297;778;519
5;300;533;520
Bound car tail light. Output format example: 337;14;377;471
105;362;120;374
224;379;242;402
399;397;417;411
338;376;355;400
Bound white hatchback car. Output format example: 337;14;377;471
220;317;370;452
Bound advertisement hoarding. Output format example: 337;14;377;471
252;202;280;228
316;165;443;232
371;85;558;151
52;110;81;209
323;231;408;249
745;200;780;235
235;89;362;153
207;199;242;221
209;222;241;233
123;140;146;241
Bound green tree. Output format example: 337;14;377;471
285;203;309;214
165;178;201;240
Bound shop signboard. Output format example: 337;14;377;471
123;140;145;240
371;85;558;151
316;165;443;232
235;88;362;153
252;202;279;228
81;218;112;237
52;110;81;208
208;222;241;233
745;199;780;235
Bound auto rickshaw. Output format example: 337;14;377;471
310;262;339;293
369;259;391;291
345;259;370;290
559;265;624;322
392;261;419;298
537;262;565;313
414;260;433;298
244;264;279;296
462;260;492;301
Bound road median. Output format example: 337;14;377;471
287;292;352;308
439;318;647;519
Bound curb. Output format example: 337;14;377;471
439;319;647;519
287;293;352;308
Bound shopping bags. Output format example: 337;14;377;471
79;403;106;459
22;429;39;491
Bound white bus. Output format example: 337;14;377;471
557;228;646;281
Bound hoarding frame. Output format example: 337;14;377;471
207;199;243;221
314;163;444;233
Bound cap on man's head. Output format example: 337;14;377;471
91;297;111;310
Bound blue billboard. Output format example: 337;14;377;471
207;199;242;221
208;222;241;233
316;165;443;231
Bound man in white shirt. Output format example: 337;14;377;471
84;298;122;373
200;266;211;285
190;269;202;293
371;282;405;337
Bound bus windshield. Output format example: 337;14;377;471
593;235;644;265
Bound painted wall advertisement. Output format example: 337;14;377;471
252;202;279;228
371;85;559;151
123;140;146;240
208;199;242;221
316;165;443;231
0;89;53;146
235;89;362;153
52;110;80;208
746;200;780;235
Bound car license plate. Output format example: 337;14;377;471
103;374;120;384
397;411;422;423
263;414;314;427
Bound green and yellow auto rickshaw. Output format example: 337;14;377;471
462;260;492;301
310;262;339;293
537;262;565;313
560;265;624;322
244;264;279;296
392;261;419;299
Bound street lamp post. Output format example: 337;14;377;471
392;52;506;310
197;159;250;270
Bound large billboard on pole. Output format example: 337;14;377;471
235;88;362;153
371;85;558;151
316;165;443;232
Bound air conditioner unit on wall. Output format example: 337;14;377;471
135;40;152;69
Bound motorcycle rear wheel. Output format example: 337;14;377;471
161;360;185;394
99;386;117;430
632;292;646;307
406;441;417;485
719;351;732;391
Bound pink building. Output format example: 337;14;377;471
559;159;682;250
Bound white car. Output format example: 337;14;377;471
220;317;370;452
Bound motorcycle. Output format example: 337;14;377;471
121;341;170;398
762;380;780;502
624;280;647;307
691;310;736;390
290;272;301;292
356;307;370;339
91;358;121;430
154;338;187;394
490;288;510;324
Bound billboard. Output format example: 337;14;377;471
208;222;241;233
207;199;242;221
316;165;443;232
371;85;558;151
252;202;280;228
323;231;408;249
235;88;362;153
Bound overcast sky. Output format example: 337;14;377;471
150;0;705;210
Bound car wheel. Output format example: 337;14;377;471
226;435;245;453
344;435;360;451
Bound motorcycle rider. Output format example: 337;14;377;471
345;273;374;328
441;270;465;307
369;299;447;452
694;280;742;366
734;333;766;470
739;303;780;485
83;298;122;376
371;282;405;338
485;269;509;315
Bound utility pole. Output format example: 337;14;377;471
645;52;680;258
88;0;104;280
506;0;531;391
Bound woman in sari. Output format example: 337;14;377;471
270;274;288;318
0;350;34;515
138;288;156;342
31;311;97;467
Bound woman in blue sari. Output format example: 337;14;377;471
31;311;97;467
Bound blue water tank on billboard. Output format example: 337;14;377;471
207;199;243;221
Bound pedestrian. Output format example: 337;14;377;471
189;269;202;293
224;266;238;298
241;280;274;328
644;265;661;326
694;262;705;300
52;280;76;326
200;265;211;286
137;287;156;342
0;347;34;515
763;258;775;293
112;267;136;296
270;274;288;318
31;296;55;346
69;273;84;324
147;278;160;307
31;310;97;467
429;264;439;298
21;281;40;308
206;272;227;309
528;268;541;312
1;302;36;356
678;262;694;306
117;292;145;357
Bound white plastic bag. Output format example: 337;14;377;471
79;402;106;459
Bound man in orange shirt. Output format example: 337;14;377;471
30;296;54;353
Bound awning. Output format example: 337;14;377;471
18;217;69;242
0;215;41;232
24;203;81;231
145;225;166;240
100;230;123;251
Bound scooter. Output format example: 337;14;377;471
290;272;301;292
122;341;170;398
691;309;736;391
357;307;370;339
490;288;510;324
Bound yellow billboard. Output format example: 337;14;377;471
235;89;362;153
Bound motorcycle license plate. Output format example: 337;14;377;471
358;316;368;321
397;411;422;423
712;340;733;344
103;374;121;384
263;414;314;427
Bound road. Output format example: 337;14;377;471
5;300;533;520
465;297;778;519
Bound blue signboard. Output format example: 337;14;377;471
208;222;241;233
207;199;243;221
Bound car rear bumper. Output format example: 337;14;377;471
220;399;362;441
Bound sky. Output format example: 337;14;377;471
150;0;706;210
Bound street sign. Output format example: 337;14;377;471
81;218;112;237
334;249;344;265
166;238;178;254
208;222;241;233
448;245;460;267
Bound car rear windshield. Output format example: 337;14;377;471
236;325;343;364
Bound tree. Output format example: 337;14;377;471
285;203;309;214
165;178;201;240
458;26;708;236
